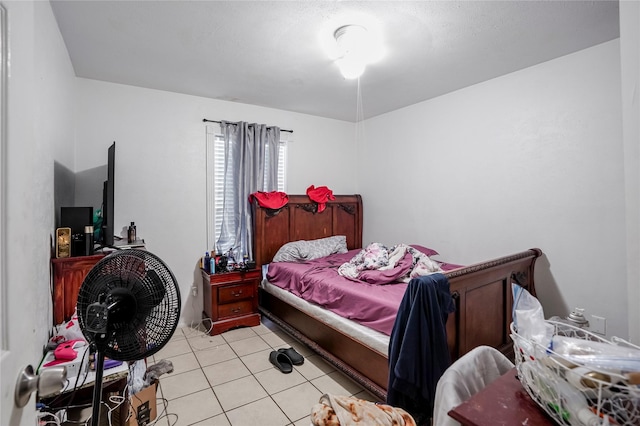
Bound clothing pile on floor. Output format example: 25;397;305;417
310;393;416;426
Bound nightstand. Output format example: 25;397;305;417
201;269;261;335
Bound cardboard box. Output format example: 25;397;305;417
128;380;158;426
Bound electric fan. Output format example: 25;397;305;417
76;249;181;426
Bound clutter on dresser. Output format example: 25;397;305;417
215;249;228;272
202;247;256;273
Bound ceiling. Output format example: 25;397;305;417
50;1;620;122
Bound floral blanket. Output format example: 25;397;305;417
337;243;442;284
311;393;416;426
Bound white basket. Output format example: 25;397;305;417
511;320;640;426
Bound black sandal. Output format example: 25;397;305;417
269;350;293;373
278;347;304;365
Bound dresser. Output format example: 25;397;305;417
201;269;261;335
51;254;105;325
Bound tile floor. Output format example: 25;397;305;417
148;318;378;426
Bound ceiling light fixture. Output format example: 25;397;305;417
332;24;382;79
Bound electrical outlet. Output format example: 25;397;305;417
590;315;606;335
191;285;198;297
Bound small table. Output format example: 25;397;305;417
448;367;554;426
201;269;261;335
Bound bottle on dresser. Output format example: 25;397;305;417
210;250;216;275
127;222;136;243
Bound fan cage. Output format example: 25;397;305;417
77;249;181;361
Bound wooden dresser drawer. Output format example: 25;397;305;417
218;283;255;304
218;300;254;319
208;269;261;285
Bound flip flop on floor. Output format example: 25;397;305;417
278;347;304;365
269;351;293;373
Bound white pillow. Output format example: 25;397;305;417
272;236;348;263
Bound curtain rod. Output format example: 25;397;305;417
202;118;293;134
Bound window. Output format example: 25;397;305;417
205;125;287;253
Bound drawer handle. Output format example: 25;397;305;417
232;290;243;297
232;307;241;313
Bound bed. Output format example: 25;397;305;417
252;194;541;401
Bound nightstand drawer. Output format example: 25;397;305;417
208;269;261;285
218;300;253;319
218;283;255;303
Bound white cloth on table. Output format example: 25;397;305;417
432;345;514;426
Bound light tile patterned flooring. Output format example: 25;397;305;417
149;318;377;425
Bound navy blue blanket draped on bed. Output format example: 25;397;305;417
387;273;455;424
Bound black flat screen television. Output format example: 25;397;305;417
102;142;116;246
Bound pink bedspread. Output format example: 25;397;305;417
265;249;462;336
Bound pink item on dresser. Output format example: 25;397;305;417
43;339;86;367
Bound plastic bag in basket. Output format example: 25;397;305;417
512;284;554;351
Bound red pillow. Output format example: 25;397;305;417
410;244;439;257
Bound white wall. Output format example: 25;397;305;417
1;1;76;424
359;40;628;339
619;1;640;344
73;79;357;325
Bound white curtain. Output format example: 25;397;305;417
217;121;281;261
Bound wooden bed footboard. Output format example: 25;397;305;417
444;248;541;362
252;194;542;401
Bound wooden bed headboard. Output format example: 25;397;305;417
251;194;363;268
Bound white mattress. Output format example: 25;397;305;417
260;276;390;355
